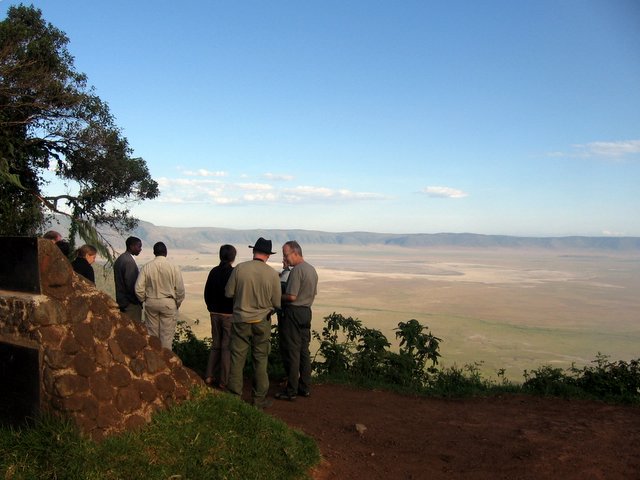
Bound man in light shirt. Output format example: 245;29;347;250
135;241;185;349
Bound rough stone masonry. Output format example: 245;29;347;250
0;237;203;441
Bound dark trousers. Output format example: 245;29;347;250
280;305;312;395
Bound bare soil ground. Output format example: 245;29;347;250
260;382;640;480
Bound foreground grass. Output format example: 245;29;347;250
0;387;319;480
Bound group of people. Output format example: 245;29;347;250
46;230;184;351
204;237;318;409
113;236;185;351
44;230;98;283
46;229;317;409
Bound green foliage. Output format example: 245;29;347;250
172;319;211;378
311;313;443;389
268;322;286;379
0;389;320;479
523;365;577;396
427;362;507;397
352;327;391;378
523;353;640;403
0;5;158;260
311;312;363;377
173;313;640;404
573;353;640;399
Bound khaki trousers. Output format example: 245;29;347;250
144;297;178;350
227;319;271;402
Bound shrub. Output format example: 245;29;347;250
311;313;443;390
311;312;362;377
572;353;640;402
172;319;211;378
521;353;640;403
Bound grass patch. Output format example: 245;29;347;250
0;388;319;480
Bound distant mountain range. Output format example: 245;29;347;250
117;220;640;252
44;217;640;252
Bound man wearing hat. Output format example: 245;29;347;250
225;237;281;408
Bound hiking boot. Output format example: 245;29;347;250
275;391;297;401
297;389;311;398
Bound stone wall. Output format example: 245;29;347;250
0;238;203;440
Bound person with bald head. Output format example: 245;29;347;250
276;240;318;402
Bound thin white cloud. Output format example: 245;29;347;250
422;186;468;198
242;192;279;202
549;140;640;160
283;186;386;202
236;183;274;191
181;168;227;177
578;140;640;157
602;230;626;236
153;173;386;206
263;172;294;181
157;177;222;187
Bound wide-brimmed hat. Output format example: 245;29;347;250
249;237;276;255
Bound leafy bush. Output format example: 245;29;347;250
523;353;640;403
311;312;363;377
173;313;640;404
352;327;391;378
428;362;506;396
172;319;211;378
310;313;443;389
572;354;640;400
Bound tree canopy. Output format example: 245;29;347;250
0;5;158;257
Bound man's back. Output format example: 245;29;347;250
226;259;281;323
136;256;185;306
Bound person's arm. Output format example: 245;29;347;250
125;259;139;300
283;268;300;304
272;273;282;309
225;268;237;298
134;268;146;303
282;292;297;303
175;267;185;308
203;270;214;310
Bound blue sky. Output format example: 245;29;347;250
3;1;640;236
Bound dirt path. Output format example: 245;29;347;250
262;383;640;479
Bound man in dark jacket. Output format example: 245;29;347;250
203;244;237;389
113;236;143;322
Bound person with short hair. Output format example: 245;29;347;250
225;237;281;409
114;236;143;322
276;240;318;401
71;244;97;283
203;244;237;389
43;230;62;242
135;242;185;350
